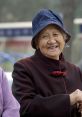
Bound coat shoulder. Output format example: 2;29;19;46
65;61;81;73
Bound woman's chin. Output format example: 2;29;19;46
46;53;60;60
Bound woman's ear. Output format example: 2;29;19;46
36;45;39;49
34;37;39;49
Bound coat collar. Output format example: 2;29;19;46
34;49;66;72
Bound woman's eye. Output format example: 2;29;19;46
53;33;58;37
42;35;49;38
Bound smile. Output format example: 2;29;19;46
48;45;59;49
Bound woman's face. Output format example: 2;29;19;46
36;24;66;60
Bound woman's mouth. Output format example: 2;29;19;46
48;45;59;49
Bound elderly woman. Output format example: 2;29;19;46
12;9;82;117
0;67;20;117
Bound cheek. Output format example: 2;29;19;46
60;40;65;50
38;40;47;49
62;41;65;47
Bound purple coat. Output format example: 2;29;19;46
0;67;20;117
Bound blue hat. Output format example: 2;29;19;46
32;9;71;49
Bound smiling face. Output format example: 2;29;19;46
36;24;66;60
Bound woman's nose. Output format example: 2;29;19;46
47;36;56;44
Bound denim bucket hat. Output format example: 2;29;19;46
32;9;71;49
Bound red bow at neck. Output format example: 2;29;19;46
50;71;66;77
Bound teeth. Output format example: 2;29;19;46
48;45;58;48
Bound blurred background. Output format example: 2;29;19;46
0;0;82;74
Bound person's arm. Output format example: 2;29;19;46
1;68;20;117
69;67;82;116
12;61;71;117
